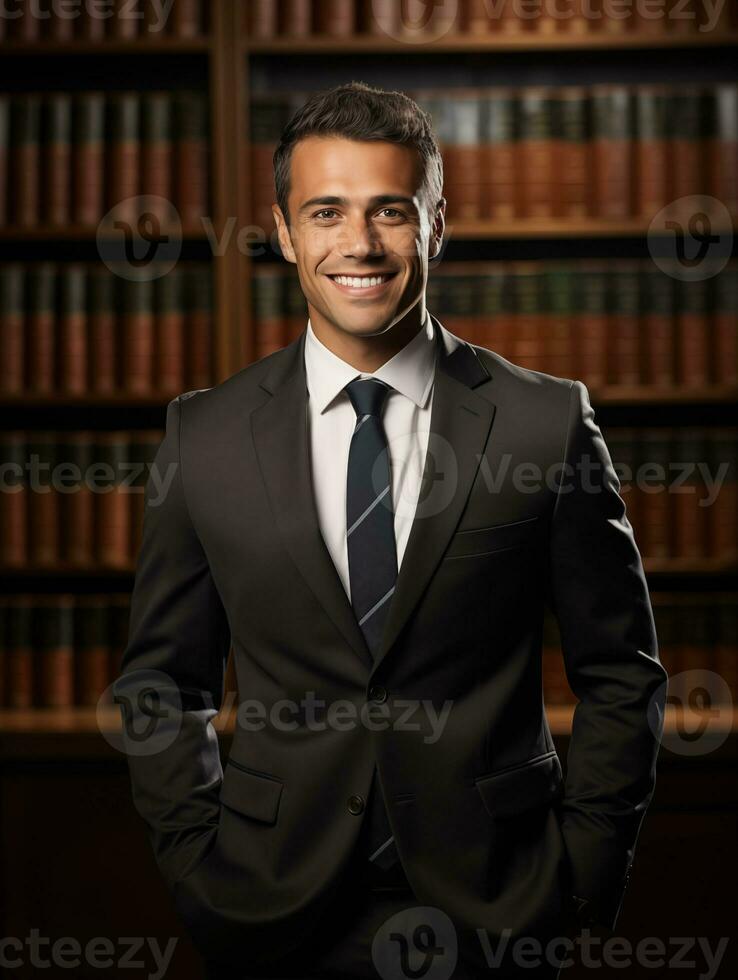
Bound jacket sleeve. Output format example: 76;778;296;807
112;392;231;890
549;380;668;930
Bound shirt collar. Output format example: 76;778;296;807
304;310;437;415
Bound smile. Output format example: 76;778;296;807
325;273;397;295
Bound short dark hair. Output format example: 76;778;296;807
273;81;444;223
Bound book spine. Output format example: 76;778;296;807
155;268;186;394
121;279;155;394
668;88;704;203
171;0;203;37
712;265;737;386
707;428;737;562
636;428;672;559
576;266;608;388
6;601;34;709
141;93;173;221
109;0;140;39
11;95;42;227
641;266;675;387
0;433;29;567
0;95;8;226
0;265;25;394
555;88;590;219
88;267;118;394
36;597;75;708
186;264;213;387
28;433;61;566
482;91;517;221
672;427;708;559
284;0;313;36
28;263;57;394
676;279;710;387
73;93;106;225
249;0;280;37
634;86;669;218
96;432;132;568
518;89;555;219
59;264;88;395
608;263;641;386
444;92;484;221
44;94;73;226
591;86;633;219
174;91;209;227
62;431;95;566
75;598;112;706
707;85;738;216
108;93;140;222
315;0;357;36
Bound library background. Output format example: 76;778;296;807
0;0;736;976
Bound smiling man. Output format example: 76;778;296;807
116;82;667;980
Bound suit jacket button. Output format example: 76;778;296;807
368;685;387;704
348;795;365;815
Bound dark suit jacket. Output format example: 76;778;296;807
114;317;667;972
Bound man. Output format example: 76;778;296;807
114;82;667;980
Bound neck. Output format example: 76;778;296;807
309;303;426;373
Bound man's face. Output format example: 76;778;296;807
273;136;444;339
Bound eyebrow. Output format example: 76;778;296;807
298;195;418;214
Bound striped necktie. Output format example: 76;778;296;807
345;377;399;869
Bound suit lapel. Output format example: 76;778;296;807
250;317;497;675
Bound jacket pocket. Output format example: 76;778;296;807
219;759;284;825
474;750;563;819
444;516;540;560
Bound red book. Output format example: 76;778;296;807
28;433;61;567
44;94;73;225
248;0;279;37
174;91;208;227
672;428;708;559
591;85;633;219
362;0;397;35
707;85;738;217
676;279;710;387
443;90;484;221
121;279;155;394
96;432;133;569
171;0;203;37
636;429;672;560
73;93;106;226
668;88;704;203
61;431;95;567
6;599;34;709
481;89;517;221
640;266;675;388
0;432;28;567
141;93;172;222
108;93;141;223
75;597;112;706
607;263;640;386
555;87;590;219
576;265;608;389
59;265;88;394
27;263;57;395
0;265;25;394
315;0;356;36
11;94;42;227
109;0;140;39
88;267;118;394
713;265;737;386
707;428;737;562
186;263;213;387
518;88;555;219
634;86;669;219
155;267;186;394
36;596;75;708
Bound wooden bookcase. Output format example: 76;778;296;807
0;0;736;739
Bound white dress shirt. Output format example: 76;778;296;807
304;311;457;603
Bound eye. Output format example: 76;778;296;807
314;209;339;220
378;208;403;219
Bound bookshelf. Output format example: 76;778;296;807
0;0;737;737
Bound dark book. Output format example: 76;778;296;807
174;91;209;227
59;264;88;395
11;94;42;227
0;265;25;394
73;93;106;226
44;93;72;226
27;263;57;395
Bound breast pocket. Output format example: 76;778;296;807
443;515;541;561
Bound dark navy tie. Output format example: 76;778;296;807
345;377;400;869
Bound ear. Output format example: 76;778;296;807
272;205;297;264
429;198;446;261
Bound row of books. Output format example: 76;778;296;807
253;261;738;388
0;594;131;709
247;0;738;38
0;425;734;568
250;84;738;228
0;430;163;569
0;91;209;228
543;597;738;705
0;263;213;396
608;427;737;563
0;0;206;41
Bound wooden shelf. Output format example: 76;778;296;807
243;31;738;54
443;218;737;239
644;557;738;575
0;38;211;54
0;393;173;407
0;565;135;577
0;224;208;241
590;386;738;405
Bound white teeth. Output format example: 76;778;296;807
331;275;389;288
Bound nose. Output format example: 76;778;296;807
337;213;384;260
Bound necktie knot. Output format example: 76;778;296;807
345;378;392;419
